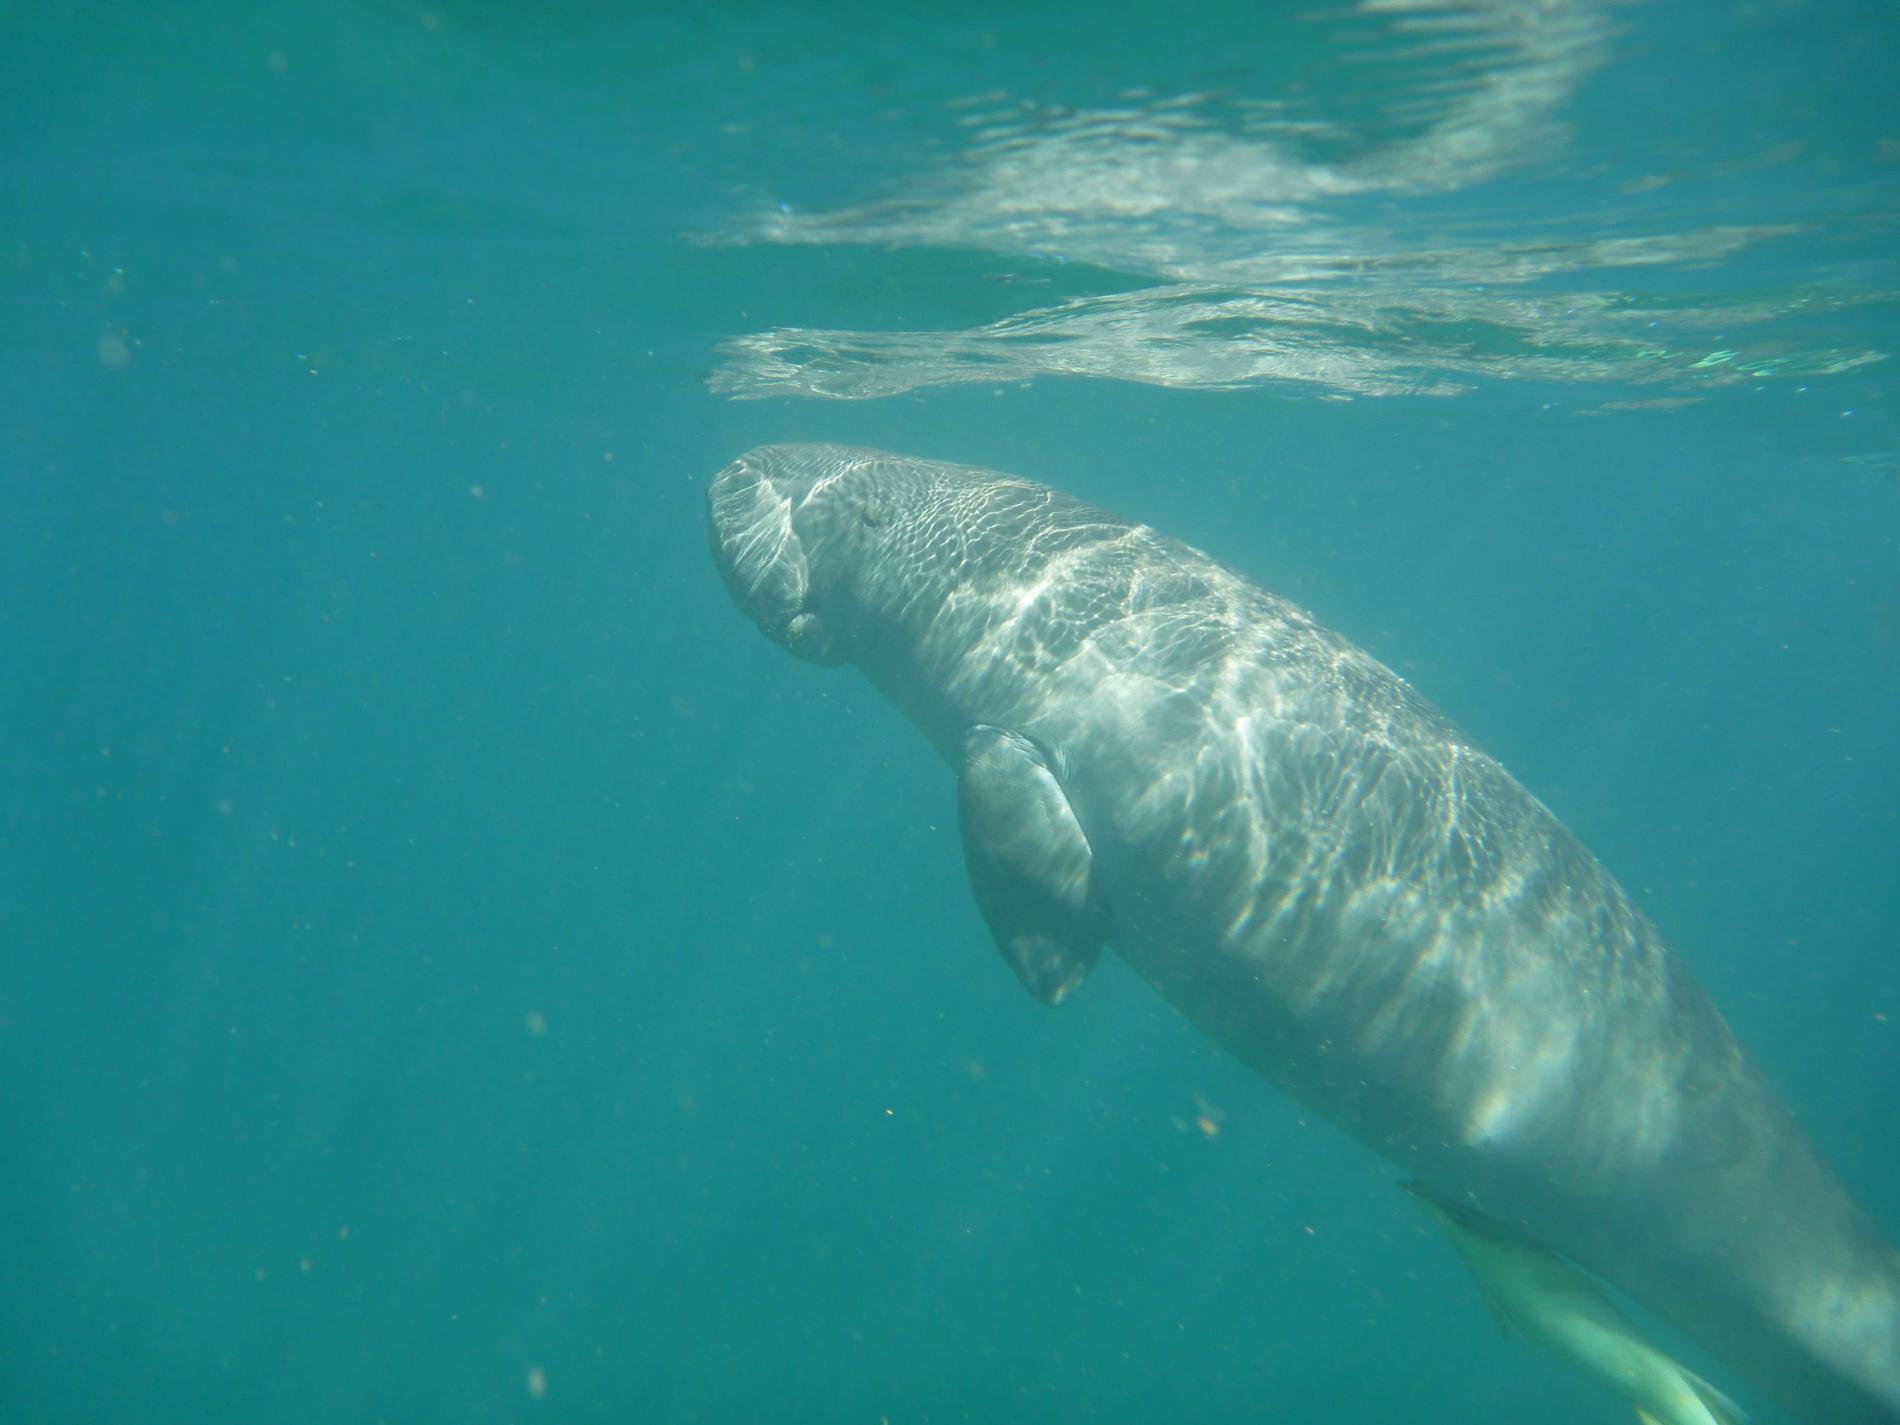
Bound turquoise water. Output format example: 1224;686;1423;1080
3;3;1897;1421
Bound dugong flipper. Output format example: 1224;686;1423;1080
707;443;1900;1423
957;725;1105;1004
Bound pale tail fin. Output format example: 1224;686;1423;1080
1632;1363;1747;1425
1680;1367;1747;1425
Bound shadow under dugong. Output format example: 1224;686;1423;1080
706;442;1900;1423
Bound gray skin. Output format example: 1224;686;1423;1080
708;443;1900;1423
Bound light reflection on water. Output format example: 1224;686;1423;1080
708;0;1893;402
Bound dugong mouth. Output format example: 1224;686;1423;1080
706;447;843;665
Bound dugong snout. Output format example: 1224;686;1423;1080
707;446;842;665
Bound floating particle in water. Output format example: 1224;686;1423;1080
1191;1093;1225;1138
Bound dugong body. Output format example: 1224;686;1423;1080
707;443;1900;1422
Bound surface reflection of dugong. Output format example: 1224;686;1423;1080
707;443;1900;1423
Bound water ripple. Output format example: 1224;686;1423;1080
709;1;1894;401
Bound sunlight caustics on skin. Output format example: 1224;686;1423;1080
708;442;1900;1423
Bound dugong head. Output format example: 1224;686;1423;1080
708;443;1028;669
706;444;853;666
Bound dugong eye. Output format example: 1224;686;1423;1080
860;499;888;529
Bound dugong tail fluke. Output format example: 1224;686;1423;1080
1404;1181;1747;1425
707;443;1900;1422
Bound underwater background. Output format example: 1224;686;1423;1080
3;2;1897;1421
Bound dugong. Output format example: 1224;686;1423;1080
707;443;1900;1422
